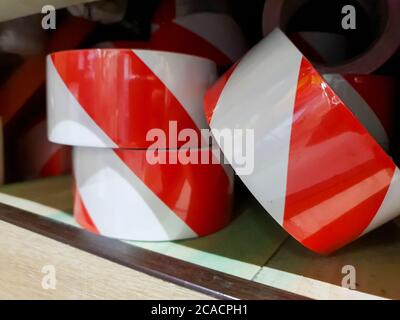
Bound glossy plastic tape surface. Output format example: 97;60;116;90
205;29;400;254
73;146;234;241
47;49;217;148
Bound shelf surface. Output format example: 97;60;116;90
1;175;398;299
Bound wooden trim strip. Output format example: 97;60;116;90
0;203;308;300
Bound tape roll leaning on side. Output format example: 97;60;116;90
47;49;217;148
204;29;400;254
73;146;234;240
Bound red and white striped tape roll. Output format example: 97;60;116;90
204;29;400;254
16;119;71;179
73;146;234;240
98;12;247;68
47;49;217;148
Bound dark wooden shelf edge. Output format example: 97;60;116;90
0;203;309;300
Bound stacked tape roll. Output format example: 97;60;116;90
98;12;247;68
262;0;400;74
73;146;233;240
48;48;234;240
204;29;400;254
47;49;217;148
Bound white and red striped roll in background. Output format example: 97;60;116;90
74;0;245;68
16;118;71;179
204;29;400;254
129;0;245;68
97;12;247;69
47;49;217;148
73;146;234;240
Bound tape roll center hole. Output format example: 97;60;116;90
283;0;385;66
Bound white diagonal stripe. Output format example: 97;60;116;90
209;29;302;225
361;167;400;235
133;49;216;132
47;56;117;148
73;147;197;241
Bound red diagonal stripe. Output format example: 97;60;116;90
51;50;201;148
114;149;232;236
40;147;72;177
283;58;396;254
73;183;99;234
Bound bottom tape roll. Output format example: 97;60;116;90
73;146;234;240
